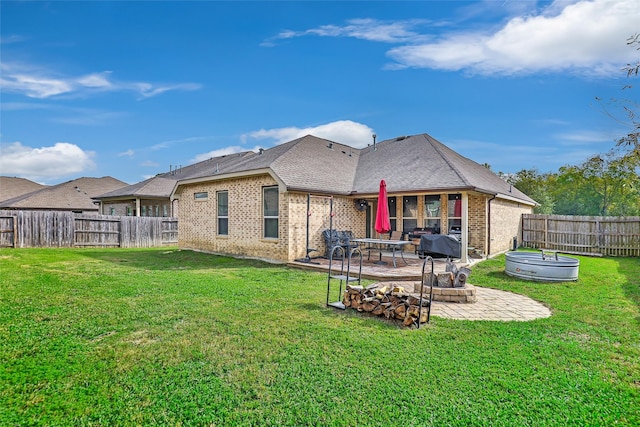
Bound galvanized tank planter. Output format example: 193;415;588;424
505;250;579;282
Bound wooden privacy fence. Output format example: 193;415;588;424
0;210;178;248
521;214;640;257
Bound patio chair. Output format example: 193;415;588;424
322;229;342;258
338;230;359;252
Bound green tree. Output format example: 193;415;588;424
553;150;640;216
509;168;555;214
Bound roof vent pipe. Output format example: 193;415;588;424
259;148;264;155
372;133;377;151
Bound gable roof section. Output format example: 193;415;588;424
95;176;176;199
353;134;535;204
0;177;127;211
0;176;46;202
94;151;256;200
265;135;360;194
174;135;361;195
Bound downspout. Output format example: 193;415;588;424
487;194;496;257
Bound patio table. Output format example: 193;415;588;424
351;238;412;268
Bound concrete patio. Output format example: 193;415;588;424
288;251;476;281
289;252;552;322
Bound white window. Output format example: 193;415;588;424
194;192;208;201
217;191;228;235
263;186;278;239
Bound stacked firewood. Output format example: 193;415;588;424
342;283;430;326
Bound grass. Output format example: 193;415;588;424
0;248;638;426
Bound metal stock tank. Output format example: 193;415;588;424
505;250;579;282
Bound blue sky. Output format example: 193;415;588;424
1;0;638;185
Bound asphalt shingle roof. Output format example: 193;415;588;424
353;134;535;203
0;177;46;202
94;151;255;199
0;177;128;211
103;133;535;205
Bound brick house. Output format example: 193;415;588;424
93;152;252;217
0;176;127;214
172;133;536;263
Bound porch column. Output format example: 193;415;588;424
136;198;141;216
461;193;469;263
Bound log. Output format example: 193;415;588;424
353;293;362;306
394;304;406;319
361;301;376;312
342;293;351;307
403;315;416;327
372;304;385;316
384;306;395;319
423;273;437;287
437;272;454;288
407;305;420;317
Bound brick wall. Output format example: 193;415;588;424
489;198;533;255
468;193;487;254
176;174;290;261
286;194;367;259
177;175;370;262
177;176;532;261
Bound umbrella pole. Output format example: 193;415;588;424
373;234;387;265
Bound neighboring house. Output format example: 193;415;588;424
94;175;178;217
0;177;128;214
0;177;46;202
172;133;536;263
93;151;254;217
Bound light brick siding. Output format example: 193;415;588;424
177;174;291;261
468;193;487;254
177;175;369;262
287;194;367;260
177;176;531;262
489;198;533;255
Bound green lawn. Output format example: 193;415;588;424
1;248;638;426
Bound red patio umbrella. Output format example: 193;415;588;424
375;180;391;236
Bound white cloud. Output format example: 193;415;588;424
0;62;202;99
0;34;26;44
263;18;430;46
76;71;113;89
0;141;95;180
191;146;250;163
140;160;160;167
0;101;126;125
266;0;638;77
555;130;617;145
242;120;375;148
387;0;639;75
118;149;135;157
